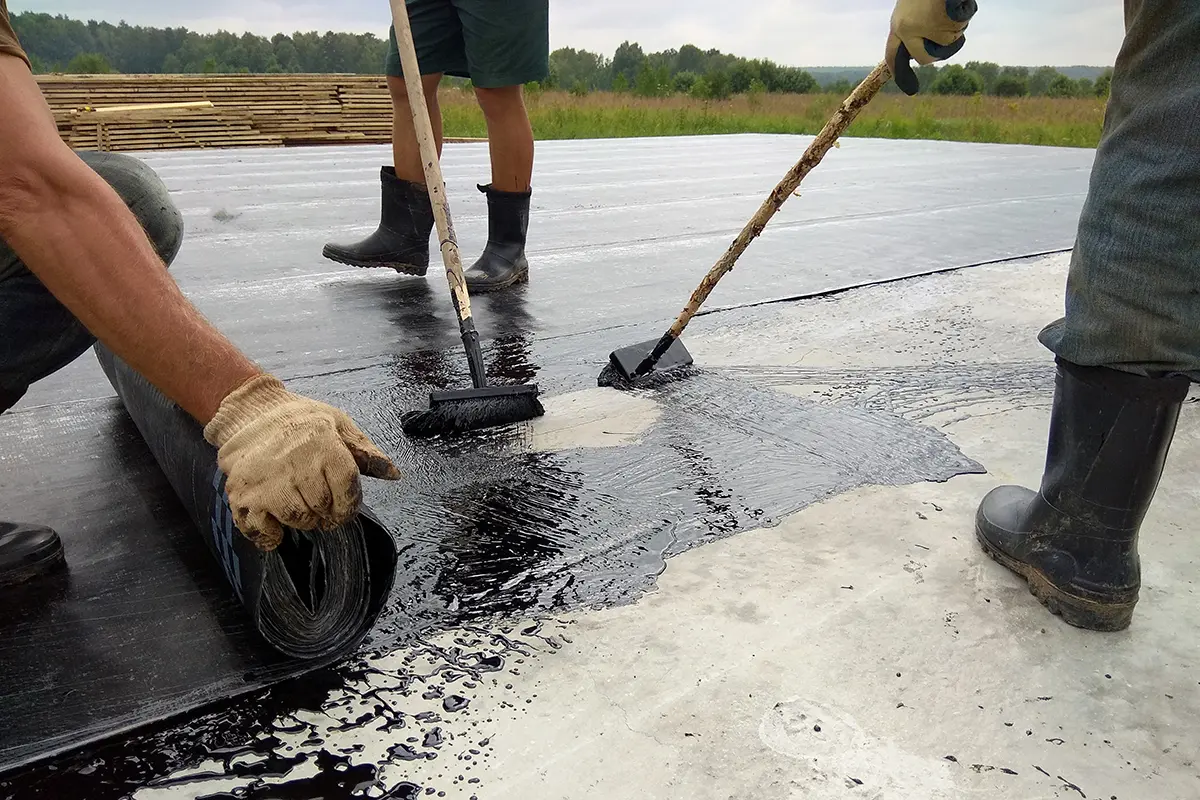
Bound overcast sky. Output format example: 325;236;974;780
14;1;1126;67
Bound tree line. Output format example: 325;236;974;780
913;63;1112;99
12;12;386;75
551;43;1111;100
12;11;1111;100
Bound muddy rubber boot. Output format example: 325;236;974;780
0;522;66;589
464;184;531;293
975;358;1189;632
322;167;434;275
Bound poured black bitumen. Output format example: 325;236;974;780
0;134;1092;795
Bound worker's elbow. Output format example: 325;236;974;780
0;156;60;239
0;149;184;267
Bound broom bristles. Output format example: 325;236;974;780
597;360;698;392
401;393;544;438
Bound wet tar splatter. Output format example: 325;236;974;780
442;697;470;714
1;623;565;799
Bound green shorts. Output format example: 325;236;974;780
385;0;549;88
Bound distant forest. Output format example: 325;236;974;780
12;11;1113;100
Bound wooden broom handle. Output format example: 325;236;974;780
388;0;474;325
666;61;892;339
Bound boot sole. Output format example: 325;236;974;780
975;527;1135;632
322;249;428;277
1;538;67;589
466;268;530;294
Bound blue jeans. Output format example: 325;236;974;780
0;151;184;412
1039;1;1200;380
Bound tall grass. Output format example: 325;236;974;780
438;89;1108;148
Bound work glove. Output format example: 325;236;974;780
203;374;401;551
886;0;979;95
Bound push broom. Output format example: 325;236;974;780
388;0;544;436
601;61;893;388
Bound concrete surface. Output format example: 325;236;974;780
135;252;1200;799
529;388;661;451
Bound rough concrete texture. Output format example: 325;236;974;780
528;388;660;451
460;255;1200;800
134;252;1200;799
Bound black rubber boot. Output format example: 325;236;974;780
322;167;434;275
464;184;531;293
975;358;1189;631
0;522;66;589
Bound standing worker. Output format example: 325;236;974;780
322;0;550;293
888;0;1197;631
0;0;400;587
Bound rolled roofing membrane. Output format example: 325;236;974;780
0;345;398;773
95;343;398;661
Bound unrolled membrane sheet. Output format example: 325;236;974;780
0;346;398;773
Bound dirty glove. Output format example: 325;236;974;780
203;374;401;551
886;0;978;95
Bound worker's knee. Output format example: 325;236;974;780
388;75;410;104
0;152;184;409
389;74;441;108
77;151;184;268
474;85;525;120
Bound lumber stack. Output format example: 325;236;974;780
36;74;402;152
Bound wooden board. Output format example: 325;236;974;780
36;74;423;151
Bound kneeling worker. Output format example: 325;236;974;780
323;0;549;293
0;1;400;587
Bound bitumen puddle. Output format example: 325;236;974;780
0;325;989;799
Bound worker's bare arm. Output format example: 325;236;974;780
0;52;259;424
0;52;401;546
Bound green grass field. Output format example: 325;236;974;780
438;89;1108;149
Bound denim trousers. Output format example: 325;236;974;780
1039;1;1200;381
0;151;184;413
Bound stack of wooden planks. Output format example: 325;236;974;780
36;74;412;152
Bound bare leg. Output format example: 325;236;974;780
474;85;534;192
389;73;445;184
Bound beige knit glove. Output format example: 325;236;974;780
203;374;401;551
887;0;978;95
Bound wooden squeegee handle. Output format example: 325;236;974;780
388;0;474;327
663;61;892;341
